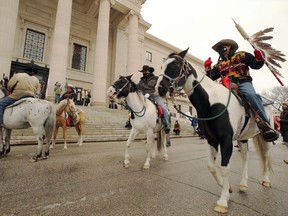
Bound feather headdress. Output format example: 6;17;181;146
232;19;286;85
250;27;286;77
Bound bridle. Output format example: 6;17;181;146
59;99;78;121
159;54;205;97
160;54;232;121
112;77;146;118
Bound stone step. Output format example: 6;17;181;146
7;105;196;145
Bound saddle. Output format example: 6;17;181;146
65;112;75;127
232;89;279;142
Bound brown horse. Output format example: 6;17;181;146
51;98;86;149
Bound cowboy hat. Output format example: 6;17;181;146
212;39;239;53
139;65;154;73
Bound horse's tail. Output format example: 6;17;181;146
44;103;56;143
252;135;273;174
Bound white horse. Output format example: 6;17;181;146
107;75;168;169
0;93;56;162
156;49;275;213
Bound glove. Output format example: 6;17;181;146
254;49;265;61
204;57;213;70
144;93;150;98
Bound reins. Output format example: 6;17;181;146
170;85;233;121
113;78;147;118
162;55;233;121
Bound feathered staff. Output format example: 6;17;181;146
232;18;286;86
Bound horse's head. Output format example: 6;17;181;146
107;75;137;103
63;98;78;122
156;48;198;97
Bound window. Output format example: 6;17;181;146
72;43;87;71
146;51;152;62
23;29;45;62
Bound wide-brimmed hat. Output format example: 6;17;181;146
212;39;239;53
67;84;74;88
139;65;154;73
282;101;288;106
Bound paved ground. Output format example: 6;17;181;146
1;137;288;216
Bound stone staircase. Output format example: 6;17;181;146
9;105;195;145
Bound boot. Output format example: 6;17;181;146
255;117;279;142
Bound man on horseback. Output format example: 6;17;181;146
137;65;171;133
204;39;278;142
0;67;39;127
59;84;76;126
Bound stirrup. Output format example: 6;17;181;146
255;117;279;142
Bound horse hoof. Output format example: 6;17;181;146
50;145;53;149
239;185;248;192
214;204;228;213
143;164;150;170
151;154;156;159
229;185;233;193
30;157;38;162
42;156;49;160
64;146;67;149
123;163;130;168
164;156;168;161
262;181;271;188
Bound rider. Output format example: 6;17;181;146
137;65;170;133
60;83;76;126
0;67;39;127
204;38;278;142
60;84;76;101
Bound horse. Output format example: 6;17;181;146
0;92;56;162
156;48;275;213
107;75;169;169
51;98;86;149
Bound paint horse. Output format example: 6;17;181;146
107;75;168;169
0;96;56;162
51;98;86;149
156;49;275;213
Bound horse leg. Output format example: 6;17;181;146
4;129;12;155
124;128;139;168
0;127;4;156
253;135;272;187
214;137;233;213
63;125;68;149
163;132;169;160
75;124;83;146
31;133;45;162
143;129;154;169
51;126;59;149
207;145;223;186
237;140;249;192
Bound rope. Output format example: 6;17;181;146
171;83;233;121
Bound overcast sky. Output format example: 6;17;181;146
141;0;288;93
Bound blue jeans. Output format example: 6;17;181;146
0;97;17;125
154;96;170;128
55;94;61;104
238;82;269;123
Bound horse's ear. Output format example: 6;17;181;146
178;48;189;58
127;74;133;80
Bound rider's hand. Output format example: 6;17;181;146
204;57;213;70
144;93;150;98
254;49;265;61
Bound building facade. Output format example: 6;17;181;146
0;0;204;117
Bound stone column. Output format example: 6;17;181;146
47;0;72;101
126;10;139;76
0;0;19;76
91;0;111;106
